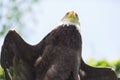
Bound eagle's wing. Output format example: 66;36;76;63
0;30;42;80
80;58;118;80
0;30;54;80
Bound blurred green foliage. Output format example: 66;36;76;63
0;0;40;36
0;65;4;80
0;59;120;79
114;60;120;78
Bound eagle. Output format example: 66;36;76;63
0;11;117;80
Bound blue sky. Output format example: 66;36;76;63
0;0;120;61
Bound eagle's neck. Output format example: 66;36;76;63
59;20;80;31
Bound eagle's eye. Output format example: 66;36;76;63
75;13;78;17
66;12;69;15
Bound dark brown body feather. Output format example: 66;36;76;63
0;25;117;80
35;25;82;80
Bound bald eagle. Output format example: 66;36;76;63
0;11;117;80
34;11;82;80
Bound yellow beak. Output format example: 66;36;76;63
67;11;76;19
61;11;79;23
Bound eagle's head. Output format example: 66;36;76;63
61;11;80;29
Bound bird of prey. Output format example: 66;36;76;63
1;11;82;80
0;11;117;80
34;11;82;80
